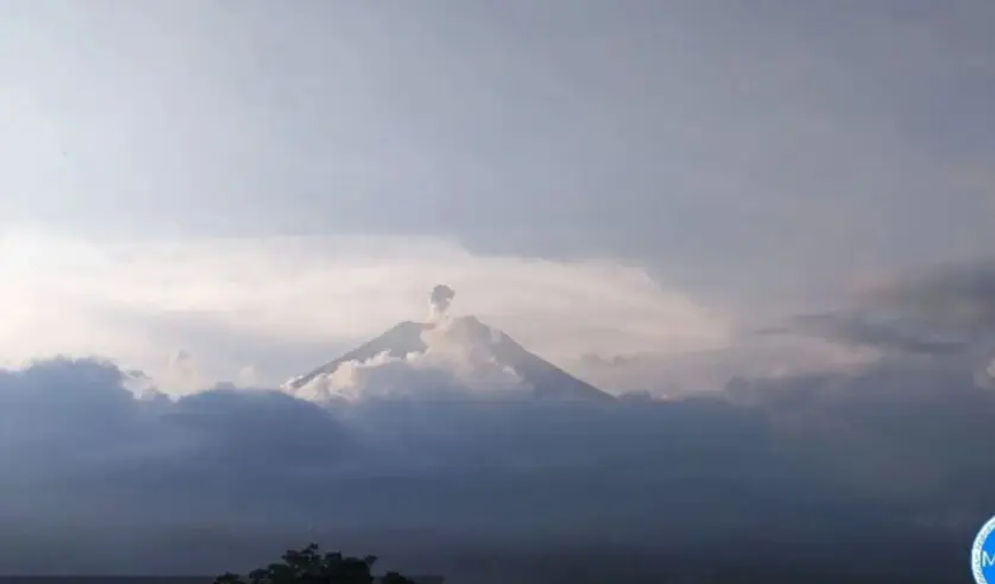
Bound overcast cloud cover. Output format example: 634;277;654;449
1;348;993;581
1;0;995;582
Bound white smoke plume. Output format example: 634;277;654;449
429;284;456;322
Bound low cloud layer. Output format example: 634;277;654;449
6;250;995;581
863;260;995;336
771;262;995;383
1;351;993;581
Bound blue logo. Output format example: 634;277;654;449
973;516;995;583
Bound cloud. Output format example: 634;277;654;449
167;387;353;469
291;317;529;403
236;364;258;387
1;354;994;581
769;262;995;372
786;312;968;355
165;349;203;391
862;260;995;334
6;260;995;579
571;332;876;395
0;229;729;393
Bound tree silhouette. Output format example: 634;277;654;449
214;543;417;584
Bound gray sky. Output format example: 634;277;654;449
4;4;995;580
2;0;994;388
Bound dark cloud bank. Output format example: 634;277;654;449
781;260;995;358
1;356;991;582
5;265;995;583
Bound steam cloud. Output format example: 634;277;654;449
429;284;456;321
290;316;527;403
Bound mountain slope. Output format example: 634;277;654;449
286;316;613;401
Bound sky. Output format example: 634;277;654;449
1;2;995;581
2;0;994;394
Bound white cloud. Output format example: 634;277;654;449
0;228;731;393
164;349;202;393
290;316;529;403
236;364;259;387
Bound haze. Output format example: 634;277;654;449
1;2;994;582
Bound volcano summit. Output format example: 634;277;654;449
284;286;613;402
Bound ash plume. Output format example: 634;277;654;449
429;284;455;322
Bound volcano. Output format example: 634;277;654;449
285;313;613;402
